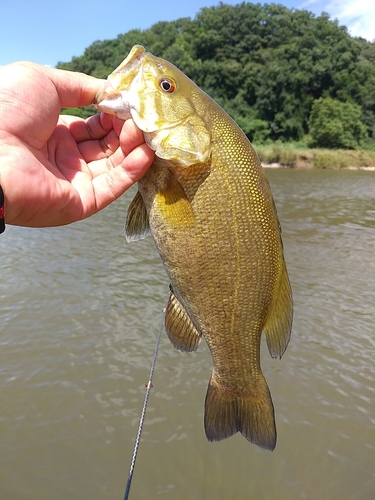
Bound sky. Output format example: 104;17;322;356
1;0;374;68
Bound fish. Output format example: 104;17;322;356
94;45;293;451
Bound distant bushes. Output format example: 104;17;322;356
255;144;375;169
60;106;97;119
308;97;368;149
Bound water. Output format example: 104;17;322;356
1;169;374;499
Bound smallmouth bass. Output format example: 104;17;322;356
94;45;293;451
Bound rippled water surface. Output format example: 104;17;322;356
1;169;375;499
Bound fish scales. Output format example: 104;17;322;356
94;45;293;450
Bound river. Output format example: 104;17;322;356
1;168;374;499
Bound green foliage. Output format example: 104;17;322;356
56;2;375;148
308;97;368;148
60;106;98;119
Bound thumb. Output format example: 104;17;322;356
44;66;105;109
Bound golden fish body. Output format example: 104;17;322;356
95;45;292;450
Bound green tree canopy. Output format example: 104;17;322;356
57;2;375;149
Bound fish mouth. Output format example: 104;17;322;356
92;80;129;118
92;82;120;107
92;45;146;116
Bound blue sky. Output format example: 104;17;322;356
1;0;373;68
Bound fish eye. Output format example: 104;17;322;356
159;78;176;93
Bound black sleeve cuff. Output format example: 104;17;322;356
0;185;5;234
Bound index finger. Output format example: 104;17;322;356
60;112;116;143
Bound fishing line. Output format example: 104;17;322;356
123;300;167;500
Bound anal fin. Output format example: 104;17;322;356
165;290;202;352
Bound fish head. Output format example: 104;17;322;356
94;45;211;166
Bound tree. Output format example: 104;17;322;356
308;97;368;148
56;2;375;147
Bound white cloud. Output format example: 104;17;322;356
329;0;375;41
304;0;375;41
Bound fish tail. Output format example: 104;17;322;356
204;372;276;451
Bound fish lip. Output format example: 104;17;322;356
92;81;120;107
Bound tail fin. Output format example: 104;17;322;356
204;373;276;451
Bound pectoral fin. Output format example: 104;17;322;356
124;191;150;242
263;261;293;359
154;171;195;229
165;289;202;352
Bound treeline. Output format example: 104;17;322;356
58;2;375;150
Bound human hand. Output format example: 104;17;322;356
0;62;154;228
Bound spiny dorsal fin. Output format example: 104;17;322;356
125;191;150;242
165;289;202;352
263;260;293;359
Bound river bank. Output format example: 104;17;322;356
255;144;375;170
262;162;375;171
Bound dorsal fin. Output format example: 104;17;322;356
263;260;293;359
